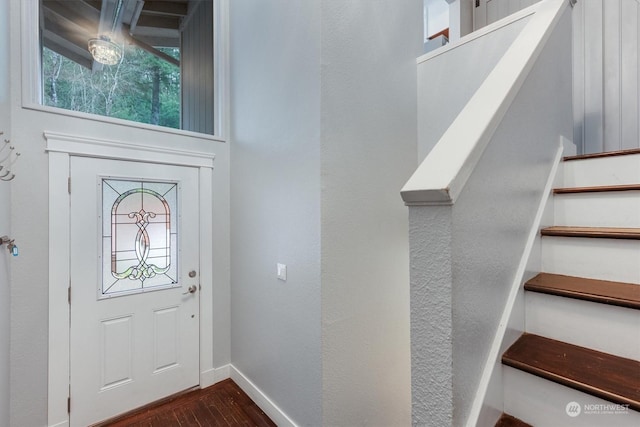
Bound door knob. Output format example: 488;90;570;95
183;285;197;295
188;270;197;278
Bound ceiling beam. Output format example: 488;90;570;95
136;14;180;30
42;0;100;33
43;35;93;70
43;15;92;52
142;1;188;17
122;25;180;67
82;0;102;12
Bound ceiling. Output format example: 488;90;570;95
41;0;192;69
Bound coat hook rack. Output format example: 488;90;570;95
0;131;19;182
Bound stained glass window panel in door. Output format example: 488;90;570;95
101;179;178;298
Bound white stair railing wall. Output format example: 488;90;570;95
402;0;574;425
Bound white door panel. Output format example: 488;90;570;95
69;157;200;427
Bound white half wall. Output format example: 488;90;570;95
229;1;322;425
408;3;573;425
417;12;530;161
320;1;422;425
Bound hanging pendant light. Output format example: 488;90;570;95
88;0;125;65
88;34;123;65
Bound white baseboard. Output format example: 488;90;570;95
201;364;231;389
49;420;69;427
230;365;298;427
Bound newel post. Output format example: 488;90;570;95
408;205;454;426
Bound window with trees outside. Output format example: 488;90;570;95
40;0;214;135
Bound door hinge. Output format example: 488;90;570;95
68;285;71;304
68;177;71;194
475;0;480;7
67;396;71;414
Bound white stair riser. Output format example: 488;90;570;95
541;236;640;284
525;292;640;360
563;155;640;187
503;366;640;427
554;193;640;227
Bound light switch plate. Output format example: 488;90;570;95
277;263;287;281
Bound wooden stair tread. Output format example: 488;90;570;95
503;334;640;411
564;148;640;161
525;273;640;309
554;184;640;194
495;413;532;427
541;226;640;239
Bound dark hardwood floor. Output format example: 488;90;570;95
97;379;276;427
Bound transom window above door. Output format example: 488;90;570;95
39;0;215;135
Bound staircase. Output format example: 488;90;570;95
498;149;640;426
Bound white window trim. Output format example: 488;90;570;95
47;131;218;427
21;0;229;141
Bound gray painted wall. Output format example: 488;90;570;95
230;0;421;424
182;0;215;135
229;1;323;425
0;1;10;424
410;6;573;426
320;1;421;425
573;0;640;153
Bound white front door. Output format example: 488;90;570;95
69;156;200;427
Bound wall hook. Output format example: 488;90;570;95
0;140;10;155
0;131;17;182
0;236;18;256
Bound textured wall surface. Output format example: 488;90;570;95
320;1;421;425
409;206;453;427
229;1;323;425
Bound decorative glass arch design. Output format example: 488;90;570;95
101;179;178;297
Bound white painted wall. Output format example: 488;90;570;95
229;1;322;425
320;1;421;425
573;0;640;154
417;13;530;161
6;1;231;425
0;2;11;425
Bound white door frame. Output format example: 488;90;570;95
46;131;215;427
